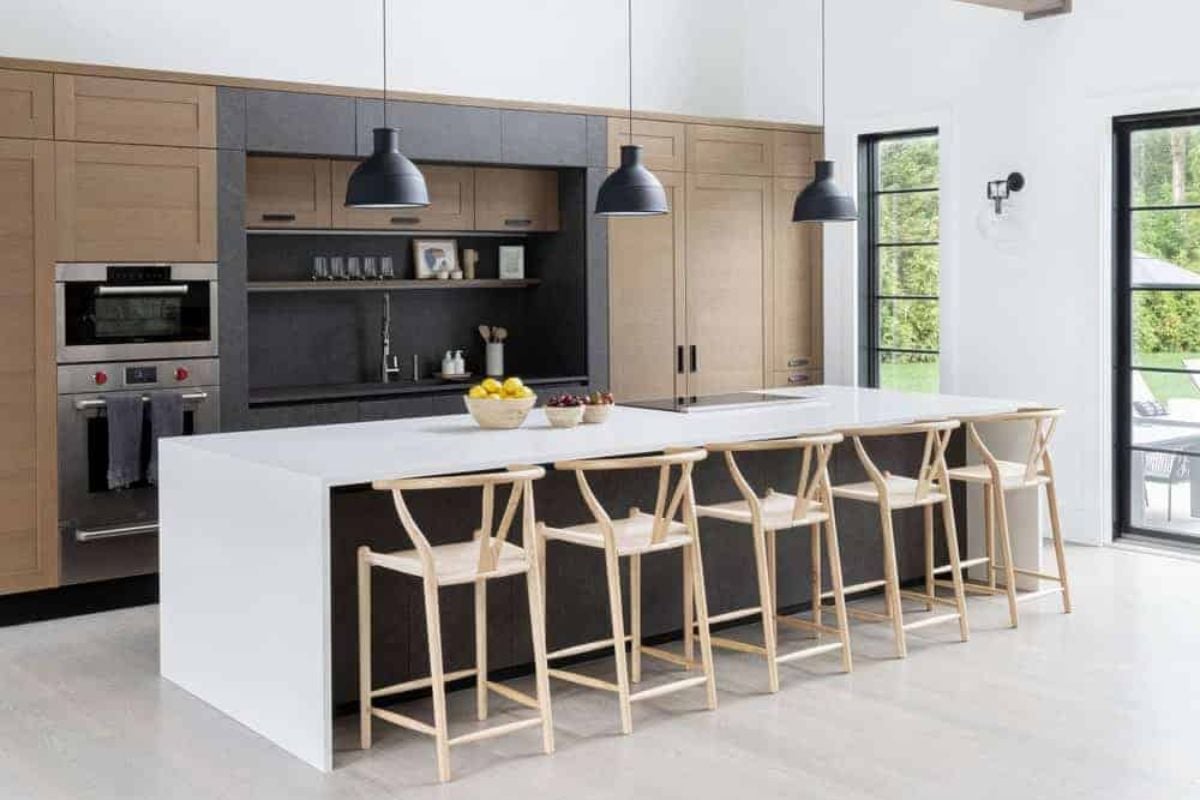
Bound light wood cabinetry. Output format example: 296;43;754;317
246;156;332;229
0;138;57;595
686;124;774;176
608;171;686;401
54;75;215;148
607;118;686;172
474;167;559;232
331;162;474;231
685;172;771;396
55;142;217;261
772;131;818;178
0;69;53;139
768;177;821;374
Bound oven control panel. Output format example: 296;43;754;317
57;358;219;395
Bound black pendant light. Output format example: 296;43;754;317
595;0;668;217
345;0;429;209
793;0;856;223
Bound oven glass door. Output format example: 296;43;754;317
62;281;212;348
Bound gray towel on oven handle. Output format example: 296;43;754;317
105;394;145;490
147;391;185;485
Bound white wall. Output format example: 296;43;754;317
0;0;821;123
824;0;1200;544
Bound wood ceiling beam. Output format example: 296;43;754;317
954;0;1072;19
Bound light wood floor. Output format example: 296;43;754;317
1;545;1197;799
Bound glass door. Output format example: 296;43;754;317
1116;111;1200;542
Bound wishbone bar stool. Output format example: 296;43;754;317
359;465;553;784
695;432;852;693
946;407;1072;626
830;419;970;658
538;448;717;735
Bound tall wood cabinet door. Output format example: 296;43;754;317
768;177;821;373
331;162;474;230
0;69;53;139
54;75;216;147
685;172;771;396
608;170;686;401
245;156;332;229
772;131;818;178
686;125;773;176
474;167;559;232
607;118;687;172
0;138;57;594
56;143;217;262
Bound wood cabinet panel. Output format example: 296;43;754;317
768;177;821;373
245;156;331;229
0;69;53;139
56;142;217;261
0;137;57;594
331;162;474;231
607;118;686;172
474;167;559;232
54;75;215;147
685;172;770;395
686;124;773;176
608;170;686;402
773;131;818;177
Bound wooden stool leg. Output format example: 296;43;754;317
422;575;452;783
603;543;634;735
984;484;997;590
822;518;853;673
525;564;555;754
1045;477;1073;613
356;547;372;750
808;525;821;635
923;504;935;611
687;540;719;710
683;542;695;667
752;522;780;693
939;497;970;643
992;486;1020;628
630;553;642;684
475;579;488;721
878;506;907;659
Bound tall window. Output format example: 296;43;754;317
858;130;940;392
1116;110;1200;542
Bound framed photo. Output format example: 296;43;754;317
413;239;458;279
498;245;525;280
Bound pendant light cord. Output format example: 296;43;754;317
382;0;388;127
627;0;633;144
820;0;826;126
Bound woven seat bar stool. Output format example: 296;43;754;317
829;420;970;659
945;407;1072;626
537;448;717;735
358;465;554;784
694;433;852;693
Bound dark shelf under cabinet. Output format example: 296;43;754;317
248;375;589;406
248;279;541;293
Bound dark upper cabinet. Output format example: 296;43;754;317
356;100;501;163
245;90;357;156
500;110;588;166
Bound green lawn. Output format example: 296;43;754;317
880;361;939;393
1136;351;1200;402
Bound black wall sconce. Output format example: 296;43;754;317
987;172;1025;214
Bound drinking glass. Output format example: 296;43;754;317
311;255;328;281
362;256;379;280
329;256;346;280
347;256;362;280
380;256;395;280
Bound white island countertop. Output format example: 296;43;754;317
167;385;1028;487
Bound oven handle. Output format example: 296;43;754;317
75;522;158;542
95;285;190;296
74;391;209;410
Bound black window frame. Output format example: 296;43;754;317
857;127;940;389
1113;108;1200;545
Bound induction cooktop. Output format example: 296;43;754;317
620;392;813;413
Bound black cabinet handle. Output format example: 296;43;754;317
390;216;421;225
689;345;697;373
504;218;533;227
676;345;684;374
261;213;296;222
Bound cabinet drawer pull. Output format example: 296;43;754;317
787;357;809;368
504;218;533;227
390;216;421;225
261;213;296;222
677;345;684;375
689;345;698;373
787;374;810;385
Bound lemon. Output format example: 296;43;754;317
519;386;535;398
502;376;524;395
481;377;502;394
468;385;487;399
486;392;502;400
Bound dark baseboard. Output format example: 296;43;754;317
0;574;159;628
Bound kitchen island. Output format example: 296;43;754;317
158;385;1044;771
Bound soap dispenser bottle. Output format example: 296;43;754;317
441;350;455;376
453;350;465;375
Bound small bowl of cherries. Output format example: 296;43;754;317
582;391;615;424
544;394;586;428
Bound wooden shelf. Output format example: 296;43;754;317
247;278;541;293
245;228;532;238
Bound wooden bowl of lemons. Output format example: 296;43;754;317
464;377;537;429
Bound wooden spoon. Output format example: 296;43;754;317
478;324;491;343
